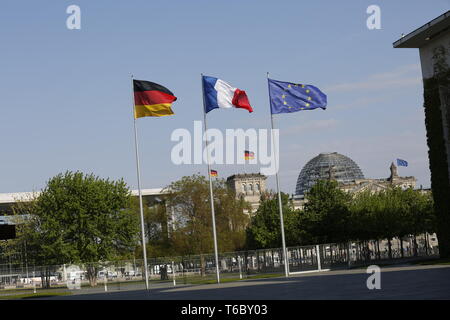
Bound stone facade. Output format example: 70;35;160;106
339;162;416;194
226;163;417;213
226;173;267;213
292;162;417;210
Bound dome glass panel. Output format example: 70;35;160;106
295;152;364;196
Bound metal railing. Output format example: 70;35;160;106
0;237;440;293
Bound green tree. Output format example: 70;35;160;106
302;180;352;244
246;192;300;249
143;201;175;258
349;191;378;241
164;174;249;271
10;198;63;287
402;189;436;256
213;184;251;251
375;188;405;259
13;171;140;287
350;187;436;259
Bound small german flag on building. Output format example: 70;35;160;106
244;150;255;160
210;170;218;177
133;79;177;118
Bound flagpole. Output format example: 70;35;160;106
131;74;150;291
267;72;289;278
201;74;221;284
244;154;246;174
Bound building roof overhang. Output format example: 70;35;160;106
0;188;166;204
393;11;450;48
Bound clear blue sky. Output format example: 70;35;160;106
1;0;449;194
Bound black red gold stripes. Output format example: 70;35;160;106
133;80;177;118
245;150;255;160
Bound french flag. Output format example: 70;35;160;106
202;75;253;113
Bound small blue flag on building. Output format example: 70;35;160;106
268;78;327;114
397;159;408;167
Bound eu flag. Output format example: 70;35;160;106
268;78;327;114
397;159;408;167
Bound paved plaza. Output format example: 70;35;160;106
42;264;450;300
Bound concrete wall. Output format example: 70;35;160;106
419;33;450;79
419;33;450;184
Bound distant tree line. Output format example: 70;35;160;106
246;180;436;259
2;172;250;285
1;173;437;287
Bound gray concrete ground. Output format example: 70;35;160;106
39;264;450;300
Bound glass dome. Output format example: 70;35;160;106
295;152;364;196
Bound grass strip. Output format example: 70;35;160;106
186;273;283;285
0;291;72;300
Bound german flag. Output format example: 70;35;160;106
133;80;177;118
210;170;218;177
244;150;255;160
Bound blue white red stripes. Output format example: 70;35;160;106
202;76;253;113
